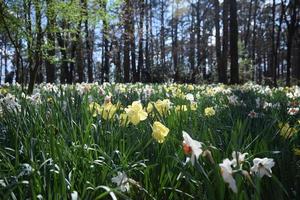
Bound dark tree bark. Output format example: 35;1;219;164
45;0;55;83
172;4;179;82
123;0;131;82
189;4;196;83
284;0;299;86
102;0;110;82
196;1;202;79
28;0;43;93
160;0;166;80
214;0;223;83
251;0;258;82
221;0;229;84
143;0;151;82
137;0;145;82
271;0;277;86
84;0;93;83
244;0;253;49
275;0;284;79
229;0;239;84
130;5;137;82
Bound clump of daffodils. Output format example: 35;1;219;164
152;121;169;143
147;99;171;116
204;107;215;117
218;152;275;193
88;101;117;120
125;101;148;125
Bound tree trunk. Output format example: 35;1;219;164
123;0;131;82
221;0;229;84
84;0;93;83
189;5;196;83
28;0;43;94
271;0;277;86
229;0;239;84
251;0;258;82
130;7;137;83
102;0;110;82
214;0;223;83
244;0;253;49
160;0;166;80
137;0;145;82
172;3;179;82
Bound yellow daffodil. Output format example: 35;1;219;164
187;84;194;91
147;102;154;113
294;148;300;156
175;105;187;113
278;122;297;139
119;113;129;127
101;102;117;120
0;88;8;95
204;107;215;117
190;102;197;111
125;101;148;125
89;102;102;117
154;99;171;116
152;121;169;143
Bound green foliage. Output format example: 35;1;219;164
0;83;299;199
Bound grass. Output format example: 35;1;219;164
0;82;299;199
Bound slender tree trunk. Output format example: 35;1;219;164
189;5;196;83
244;0;253;49
84;0;93;82
172;2;179;82
221;0;229;83
137;0;144;82
275;1;284;80
285;1;298;86
196;1;202;79
160;0;166;80
251;0;258;82
123;0;131;82
102;1;110;82
45;0;55;83
28;0;43;93
229;0;239;84
143;0;151;82
214;0;223;83
130;6;137;82
271;0;277;86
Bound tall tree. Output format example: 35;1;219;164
189;4;196;83
123;0;131;82
284;0;299;86
172;1;179;82
229;0;239;84
137;0;145;82
84;0;93;83
221;0;229;83
28;0;44;93
214;0;223;83
101;0;110;82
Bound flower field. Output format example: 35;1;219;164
0;82;300;199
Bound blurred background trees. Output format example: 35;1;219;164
0;0;299;90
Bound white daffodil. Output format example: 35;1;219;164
251;158;275;178
182;131;203;165
219;159;237;193
185;93;194;102
111;171;130;192
231;151;248;167
71;191;78;200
